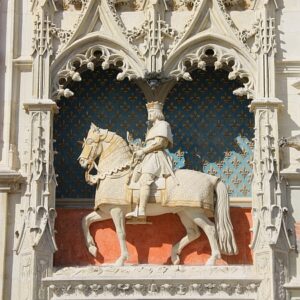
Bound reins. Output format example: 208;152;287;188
84;130;132;184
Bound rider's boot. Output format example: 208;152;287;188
136;185;150;217
126;185;150;218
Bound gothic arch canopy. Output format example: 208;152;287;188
165;38;256;99
50;34;145;99
4;0;296;298
49;0;258;100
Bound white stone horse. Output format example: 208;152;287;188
78;123;238;266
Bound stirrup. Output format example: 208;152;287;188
126;215;151;225
125;210;139;219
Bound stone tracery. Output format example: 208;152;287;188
0;0;296;299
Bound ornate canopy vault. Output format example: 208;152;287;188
49;0;257;101
2;0;297;299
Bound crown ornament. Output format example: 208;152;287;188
146;101;164;111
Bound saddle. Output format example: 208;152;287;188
126;177;167;205
127;177;166;190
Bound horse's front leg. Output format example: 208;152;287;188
82;210;110;257
110;206;129;266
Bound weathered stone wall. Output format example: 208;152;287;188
1;0;300;299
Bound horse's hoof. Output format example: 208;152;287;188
114;257;125;267
89;245;98;257
171;254;180;265
205;256;217;266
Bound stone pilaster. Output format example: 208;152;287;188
0;171;23;300
12;1;59;299
250;98;292;300
14;100;58;300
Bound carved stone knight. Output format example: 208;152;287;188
126;101;174;218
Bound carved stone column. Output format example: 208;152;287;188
250;98;292;300
13;1;58;299
249;0;293;297
14;100;58;300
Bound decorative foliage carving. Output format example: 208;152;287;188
68;0;87;6
32;15;55;56
127;20;177;45
44;265;261;299
50;27;73;52
53;45;141;99
125;0;178;73
168;0;201;50
251;17;276;54
48;281;260;298
249;99;293;253
107;0;130;36
215;0;252;51
15;109;58;255
169;45;255;99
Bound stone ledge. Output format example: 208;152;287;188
0;170;24;192
284;278;300;289
43;265;261;299
280;167;300;180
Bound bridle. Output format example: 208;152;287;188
79;128;108;169
80;137;101;165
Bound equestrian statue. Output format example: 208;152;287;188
78;101;238;266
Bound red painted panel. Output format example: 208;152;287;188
54;207;253;266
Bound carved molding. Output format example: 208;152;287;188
0;170;23;192
43;265;261;299
215;0;252;52
48;281;260;299
48;0;259;99
252;16;276;55
169;44;255;99
168;0;252;55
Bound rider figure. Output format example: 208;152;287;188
126;101;174;218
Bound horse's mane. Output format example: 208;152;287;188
96;129;132;179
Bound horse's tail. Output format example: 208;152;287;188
215;180;238;255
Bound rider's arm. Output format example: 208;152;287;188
142;137;168;155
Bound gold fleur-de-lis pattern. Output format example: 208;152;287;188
164;68;254;197
54;67;254;199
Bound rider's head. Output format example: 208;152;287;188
146;101;165;122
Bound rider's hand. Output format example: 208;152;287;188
135;149;144;158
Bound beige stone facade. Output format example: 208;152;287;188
1;0;300;299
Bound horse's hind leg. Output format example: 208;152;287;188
110;207;129;266
171;211;201;265
82;210;110;257
186;209;221;266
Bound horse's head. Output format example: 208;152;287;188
78;123;108;169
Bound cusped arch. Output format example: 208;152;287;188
50;33;145;99
165;34;257;99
